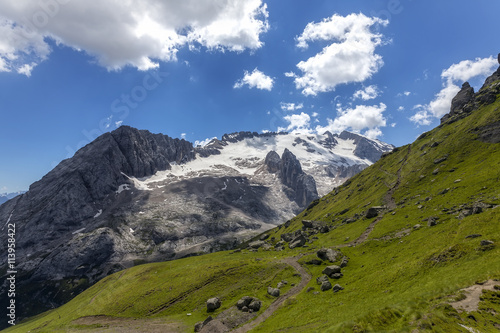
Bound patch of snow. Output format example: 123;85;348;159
2;210;14;229
94;209;102;218
459;324;480;333
72;228;86;235
116;184;131;194
129;228;134;233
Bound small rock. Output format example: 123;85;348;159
340;257;349;268
260;234;270;241
438;188;450;195
366;206;385;219
331;273;343;279
434;155;448;164
277;282;285;289
321;281;332;291
465;234;482;239
194;322;204;332
306;287;315;292
480;240;494;246
332;284;344;292
413;224;421;230
206;297;221;312
427;217;438;227
306;259;323;265
454;179;462;183
241;306;249;312
320;225;330;233
289;235;307;249
267;287;280;297
432;168;439;175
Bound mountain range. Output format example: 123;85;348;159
0;127;392;321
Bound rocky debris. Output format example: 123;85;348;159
317;248;340;263
207;297;222;312
236;296;253;310
195;316;213;332
332;284;344;292
321;281;333;291
322;265;341;278
365;206;386;219
267;287;280;297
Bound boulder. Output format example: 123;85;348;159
281;233;294;242
206;297;221;312
317;248;339;262
322;265;341;277
427;217;438;227
260;234;270;241
321;281;332;291
248;240;266;249
331;273;343;279
248;300;261;312
316;275;329;285
267;287;280;297
480;240;494;246
332;284;344;292
306;259;323;265
465;234;482;239
236;296;253;310
340;256;349;268
289;235;307;249
302;220;322;229
366;206;385;219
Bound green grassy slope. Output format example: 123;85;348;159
4;85;500;332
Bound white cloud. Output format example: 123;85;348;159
280;102;304;111
410;56;497;125
311;112;319;117
390;122;396;128
0;0;269;74
279;112;311;133
234;68;274;91
353;85;379;100
180;133;187;140
294;13;388;96
397;106;405;111
284;71;297;78
315;103;387;139
115;121;123;128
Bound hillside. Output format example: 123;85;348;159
0;127;391;322
3;63;499;332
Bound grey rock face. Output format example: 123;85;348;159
450;82;475;116
338;131;392;163
264;151;281;173
280;149;319;207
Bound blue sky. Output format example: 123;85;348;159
0;0;499;192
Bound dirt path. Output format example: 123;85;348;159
231;256;312;333
450;280;499;312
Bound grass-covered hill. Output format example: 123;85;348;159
3;74;500;332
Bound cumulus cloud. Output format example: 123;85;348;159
280;102;304;111
315;103;387;139
0;0;269;74
410;56;497;125
234;68;274;90
353;85;379;100
294;13;388;96
279;112;311;133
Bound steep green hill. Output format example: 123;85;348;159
3;75;500;332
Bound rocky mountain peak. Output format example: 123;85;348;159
441;56;500;124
